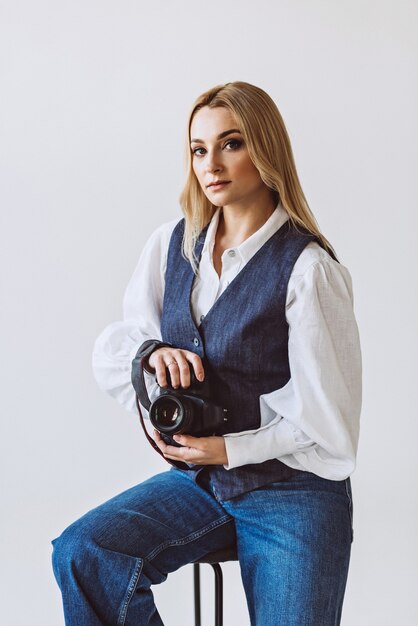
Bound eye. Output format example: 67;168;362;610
192;147;206;156
191;139;242;157
224;139;242;150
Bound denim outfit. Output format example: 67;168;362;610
52;218;354;625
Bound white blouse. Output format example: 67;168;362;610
92;202;362;481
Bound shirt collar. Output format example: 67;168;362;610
202;200;289;265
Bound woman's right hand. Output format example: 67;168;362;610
147;347;205;389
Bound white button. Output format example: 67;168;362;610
228;250;236;258
193;337;200;346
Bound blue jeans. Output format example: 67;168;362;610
51;468;353;626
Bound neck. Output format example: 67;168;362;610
218;193;277;246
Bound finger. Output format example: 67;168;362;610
154;353;169;388
164;453;195;463
164;448;206;465
154;429;189;459
162;443;192;460
148;346;170;372
164;446;201;462
185;352;205;382
174;354;191;388
153;429;166;451
165;357;180;388
173;434;201;448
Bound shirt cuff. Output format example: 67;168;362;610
223;418;314;470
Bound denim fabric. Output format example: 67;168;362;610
52;468;353;625
160;218;331;499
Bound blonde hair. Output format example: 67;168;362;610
179;81;337;272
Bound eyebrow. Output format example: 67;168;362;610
190;128;242;144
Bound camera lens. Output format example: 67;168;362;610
151;396;184;432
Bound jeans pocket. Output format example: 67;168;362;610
344;478;354;543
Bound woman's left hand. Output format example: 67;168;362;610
153;430;228;465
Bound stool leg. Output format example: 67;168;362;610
210;563;223;626
194;563;201;626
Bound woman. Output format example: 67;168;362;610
52;81;362;626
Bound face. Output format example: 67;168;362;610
190;106;268;209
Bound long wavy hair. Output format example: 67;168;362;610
179;81;337;272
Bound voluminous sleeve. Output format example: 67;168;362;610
92;219;178;414
223;250;362;480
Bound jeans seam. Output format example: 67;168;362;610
344;478;354;543
117;557;143;626
145;514;232;562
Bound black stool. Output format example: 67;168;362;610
193;546;238;626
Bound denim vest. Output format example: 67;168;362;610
160;217;333;500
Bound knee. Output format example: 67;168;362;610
51;516;96;585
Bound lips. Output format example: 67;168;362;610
207;181;230;188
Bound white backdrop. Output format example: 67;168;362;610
1;1;417;624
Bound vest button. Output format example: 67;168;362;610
193;337;200;346
228;249;236;257
200;315;205;322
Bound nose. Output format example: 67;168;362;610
204;149;222;174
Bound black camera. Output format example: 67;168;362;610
131;344;228;449
149;366;228;446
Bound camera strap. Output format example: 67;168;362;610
131;341;190;471
131;340;173;411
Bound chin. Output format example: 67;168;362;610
207;190;234;202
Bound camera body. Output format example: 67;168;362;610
149;367;228;446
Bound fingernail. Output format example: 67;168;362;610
173;435;180;442
198;373;204;381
